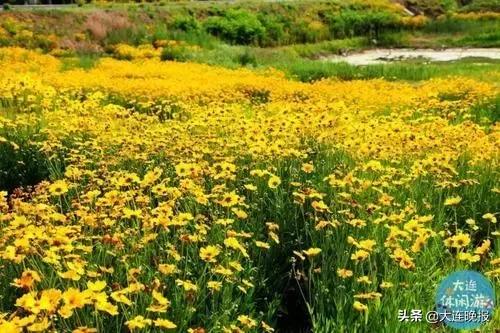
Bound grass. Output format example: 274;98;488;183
279;58;500;82
60;53;101;71
59;42;500;82
144;38;500;82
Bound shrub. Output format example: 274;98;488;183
160;44;190;62
237;48;257;67
326;10;399;38
460;0;500;12
257;14;286;46
84;11;132;41
1;17;20;35
203;9;266;45
0;141;51;193
172;15;200;32
405;0;457;16
104;26;148;46
287;19;313;44
2;3;11;11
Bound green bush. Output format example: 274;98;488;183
236;48;258;67
406;0;458;16
172;15;200;32
326;10;399;39
423;15;499;33
0;122;54;193
257;14;286;46
203;9;266;45
0;141;50;193
160;44;190;62
460;0;500;12
152;23;169;43
288;19;331;44
104;26;148;46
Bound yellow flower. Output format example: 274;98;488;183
62;288;90;310
255;241;270;249
95;301;118;316
457;252;480;263
214;265;233;277
48;180;69;196
11;270;41;289
353;301;368;312
351;249;370;262
358;239;377;252
244;184;257;191
337;268;353;278
158;264;178;275
175;162;195;178
27;318;50;332
311;200;330;212
378;193;394;206
39;289;62;313
152;290;170;307
87;280;106;292
347;219;366;228
126;316;152;330
122;207;143;219
356;276;372;284
380;281;394;289
465;218;476;225
0;321;20;333
207;281;222;291
474;239;491;255
268;175;281;189
482;213;497;223
154;319;177;329
237;315;257;329
73;327;98;333
175;279;198;292
261;321;275;332
111;291;133;306
224;237;249;258
399;257;415;270
451;233;471;248
490;258;500;265
232;208;248;219
354;292;382;300
303;247;322;257
301;163;314;173
444;196;462;206
218;191;240;207
199;245;221;263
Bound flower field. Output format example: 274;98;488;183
0;46;498;332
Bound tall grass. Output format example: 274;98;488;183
277;59;500;82
422;16;500;34
60;53;101;71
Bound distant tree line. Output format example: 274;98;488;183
1;0;78;4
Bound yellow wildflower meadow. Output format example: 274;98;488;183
0;47;498;332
